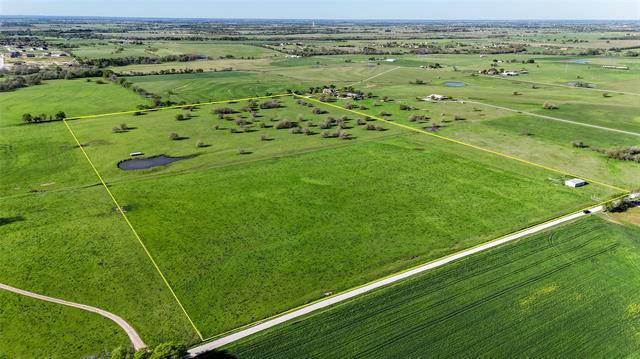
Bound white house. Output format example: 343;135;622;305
564;178;587;188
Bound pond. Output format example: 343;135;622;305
444;81;465;87
570;59;589;64
117;155;193;170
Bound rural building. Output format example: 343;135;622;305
501;71;519;76
344;92;363;100
602;65;629;70
385;58;397;62
322;88;337;95
425;94;450;101
564;178;587;188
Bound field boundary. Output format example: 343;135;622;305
480;74;640;96
465;100;640;137
187;194;628;355
298;94;629;193
64;93;291;121
62;118;205;341
61;91;629;348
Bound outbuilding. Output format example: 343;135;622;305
564;178;587;188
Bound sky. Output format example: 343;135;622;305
1;0;639;20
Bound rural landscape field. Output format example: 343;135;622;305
1;1;639;358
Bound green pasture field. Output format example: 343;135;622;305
0;186;198;351
125;71;309;103
72;41;280;60
0;78;153;198
0;290;129;358
0;78;151;127
66;108;619;336
65;96;406;182
227;216;640;358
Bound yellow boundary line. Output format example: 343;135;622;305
61;90;630;345
294;94;630;193
194;192;629;345
62;119;204;341
65;93;291;121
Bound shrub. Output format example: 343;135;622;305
260;100;281;109
276;120;294;129
303;128;313;135
379;111;391;117
365;124;377;131
291;127;302;134
571;140;588;148
196;140;206;148
356;118;366;125
238;148;251;155
454;115;465;121
542;102;558;110
169;132;180;140
312;107;325;115
120;123;129;130
212;107;236;115
319;120;332;129
260;134;269;141
112;126;123;133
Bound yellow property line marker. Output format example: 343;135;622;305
62;119;205;341
295;94;630;194
65;93;292;121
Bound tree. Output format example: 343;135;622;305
175;114;185;121
21;113;32;123
55;111;66;121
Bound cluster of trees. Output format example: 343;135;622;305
116;68;207;77
109;342;187;359
604;146;640;163
22;111;66;124
0;65;104;92
80;54;208;68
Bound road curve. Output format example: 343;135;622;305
0;283;146;350
188;204;605;357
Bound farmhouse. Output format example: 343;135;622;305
501;71;519;76
564;178;587;188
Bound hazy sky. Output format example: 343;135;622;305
1;0;639;20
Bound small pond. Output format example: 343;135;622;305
118;155;193;171
444;81;465;87
570;59;589;64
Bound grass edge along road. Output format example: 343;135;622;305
187;199;626;356
60;92;629;352
0;283;146;350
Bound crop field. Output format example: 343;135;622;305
226;216;640;358
2;17;639;358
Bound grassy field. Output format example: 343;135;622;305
0;290;129;359
0;79;151;127
2;45;638;357
226;216;640;358
0;186;199;350
73;41;281;60
89;132;618;337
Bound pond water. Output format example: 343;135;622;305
444;81;465;87
570;59;589;64
118;155;193;170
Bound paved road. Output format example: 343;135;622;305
0;283;146;350
187;204;605;357
466;100;640;137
